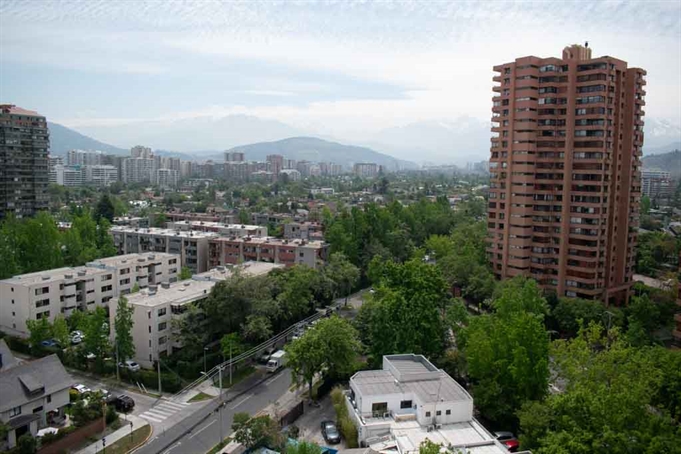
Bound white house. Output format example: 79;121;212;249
346;354;518;454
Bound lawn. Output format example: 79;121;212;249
219;366;256;388
102;424;152;454
189;391;214;402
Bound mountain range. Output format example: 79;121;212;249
48;114;681;166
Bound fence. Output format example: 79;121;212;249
38;418;105;454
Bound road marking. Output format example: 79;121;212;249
157;403;185;413
161;400;188;409
229;394;252;409
162;441;181;454
139;413;164;423
145;408;174;417
265;373;284;385
189;419;216;439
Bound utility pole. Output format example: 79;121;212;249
219;366;223;445
115;341;120;383
157;344;162;395
229;343;233;386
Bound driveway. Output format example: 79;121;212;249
294;394;347;449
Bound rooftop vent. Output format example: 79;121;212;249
42;275;50;281
161;282;170;289
78;270;87;276
137;258;145;262
65;274;73;279
149;254;155;259
183;282;191;287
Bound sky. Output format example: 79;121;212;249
1;0;680;145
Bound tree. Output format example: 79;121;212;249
419;440;442;454
114;297;135;362
316;316;360;379
26;317;52;353
518;324;681;453
549;297;622;338
286;441;322;454
16;433;36;454
153;212;167;228
461;311;549;427
641;194;651;215
94;194;115;222
131;282;140;294
179;266;192;280
52;315;70;349
242;315;273;343
220;333;245;359
324;253;360;305
492;276;548;318
83;307;110;371
286;327;325;398
232;413;283;450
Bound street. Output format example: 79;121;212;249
136;368;293;454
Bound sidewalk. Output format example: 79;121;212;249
176;367;269;403
74;415;149;454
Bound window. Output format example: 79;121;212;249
101;285;113;292
371;402;388;416
120;278;130;285
425;411;431;417
400;400;413;409
35;286;49;296
158;322;167;331
158;308;166;317
159;336;167;345
9;406;21;417
103;274;112;281
446;409;451;415
47;395;51;403
36;299;50;308
436;410;441;416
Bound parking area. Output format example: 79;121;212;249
294;394;348;449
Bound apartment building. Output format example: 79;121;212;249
0;105;49;220
84;165;118;187
113;216;150;228
50;165;84;187
113;262;283;368
353;162;379;178
208;237;328;269
154;168;179;188
66;149;104;166
283;221;323;241
346;354;511;454
167;220;267;237
0;253;178;337
487;44;645;305
641;169;672;201
225;151;245;162
110;226;216;272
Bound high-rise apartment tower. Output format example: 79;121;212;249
0;105;50;220
487;44;646;305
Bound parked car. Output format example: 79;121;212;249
41;339;59;348
114;395;135;412
321;420;341;444
71;384;91;395
496;432;519;452
259;347;275;364
70;330;84;344
99;389;117;404
120;360;141;372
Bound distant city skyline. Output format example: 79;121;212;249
2;1;680;161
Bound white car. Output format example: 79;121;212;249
72;384;91;395
120;360;140;372
70;330;84;344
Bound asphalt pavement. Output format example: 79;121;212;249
136;367;293;454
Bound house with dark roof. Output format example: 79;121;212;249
0;340;72;449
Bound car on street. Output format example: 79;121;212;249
321;420;341;444
259;347;275;364
71;384;91;395
120;360;141;372
114;395;135;412
99;389;117;404
495;432;519;452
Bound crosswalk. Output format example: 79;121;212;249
139;398;189;423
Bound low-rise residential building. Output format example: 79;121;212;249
112;262;283;368
208;237;328;269
0;341;72;450
283;222;323;241
113;216;150;229
0;253;178;337
110;226;216;273
166;221;267;237
346;354;513;454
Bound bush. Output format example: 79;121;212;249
105;405;119;425
123;368;184;393
69;389;81;402
17;433;36;454
330;386;358;448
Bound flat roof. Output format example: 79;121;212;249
110;226;218;239
211;236;327;248
87;252;178;268
127;262;282;307
169;221;264;230
390;420;508;454
1;266;107;286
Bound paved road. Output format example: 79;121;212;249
136;368;292;454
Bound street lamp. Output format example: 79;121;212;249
203;346;209;373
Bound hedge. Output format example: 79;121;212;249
330;386;358;448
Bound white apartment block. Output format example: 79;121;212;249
0;253;179;337
84;165;119;187
166;220;268;237
122;157;155;184
347;354;512;454
112;262;283;368
67;149;104;166
110;226;216;273
51;165;84;187
641;169;673;200
154;168;179;188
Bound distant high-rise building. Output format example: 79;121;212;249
131;145;153;159
225;151;245;162
155;168;179;189
84;165;118;187
67;149;103;166
0;104;49;219
122;157;155;184
641;169;672;201
487;44;646;305
267;154;284;175
353;162;379;178
52;165;84;187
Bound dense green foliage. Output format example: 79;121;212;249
114;297;135;362
232;413;283;450
330;386;359;448
635;231;680;275
0;209;116;279
518;324;681;453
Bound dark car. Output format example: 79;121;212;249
114;395;135;413
321;420;341;444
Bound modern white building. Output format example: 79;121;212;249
346;354;514;454
0;253;179;337
84;165;119;187
166;221;268;238
67;149;104;166
641;169;673;201
50;164;84;187
110;226;217;273
112;262;283;368
154;168;179;189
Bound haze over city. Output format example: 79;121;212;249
2;0;680;164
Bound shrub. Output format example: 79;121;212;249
17;433;37;454
69;389;80;402
105;405;119;425
329;386;358;448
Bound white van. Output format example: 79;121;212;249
266;350;287;372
